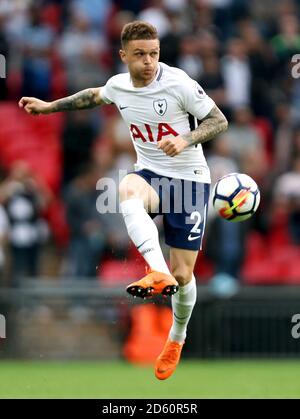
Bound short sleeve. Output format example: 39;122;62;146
100;77;115;104
180;77;215;120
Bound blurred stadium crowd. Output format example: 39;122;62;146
0;0;300;287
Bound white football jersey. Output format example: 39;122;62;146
101;62;215;183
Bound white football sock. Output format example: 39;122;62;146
169;275;197;343
120;198;170;274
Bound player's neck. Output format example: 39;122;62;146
130;66;159;88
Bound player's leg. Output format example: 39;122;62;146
155;180;210;380
169;247;198;342
119;173;178;298
155;248;198;380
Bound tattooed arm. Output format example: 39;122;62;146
182;105;228;146
19;87;105;115
157;105;228;157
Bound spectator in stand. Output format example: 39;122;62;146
0;0;29;42
177;35;203;80
64;164;106;278
198;54;228;114
0;161;51;285
239;20;275;118
225;106;268;178
62;110;101;185
95;113;137;261
20;3;55;100
159;8;184;67
189;0;215;36
71;0;112;33
206;0;251;40
271;14;300;72
197;30;220;61
273;154;300;245
58;9;109;93
221;38;251;108
106;10;135;73
138;0;171;38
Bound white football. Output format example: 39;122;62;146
212;173;260;222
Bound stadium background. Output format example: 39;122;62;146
0;0;300;398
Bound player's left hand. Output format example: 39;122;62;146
157;136;189;157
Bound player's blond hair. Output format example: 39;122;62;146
121;21;158;48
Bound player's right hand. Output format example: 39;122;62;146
18;97;52;115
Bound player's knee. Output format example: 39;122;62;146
172;265;194;286
119;178;137;202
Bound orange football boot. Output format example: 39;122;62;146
126;270;178;299
154;339;184;380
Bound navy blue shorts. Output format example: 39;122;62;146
133;169;210;251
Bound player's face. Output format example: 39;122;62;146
120;39;160;86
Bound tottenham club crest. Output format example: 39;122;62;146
153;99;167;116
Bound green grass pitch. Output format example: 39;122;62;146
0;360;300;399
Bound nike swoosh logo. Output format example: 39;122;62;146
137;239;151;250
119;106;129;110
188;234;201;241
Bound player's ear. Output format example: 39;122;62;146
119;49;127;64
